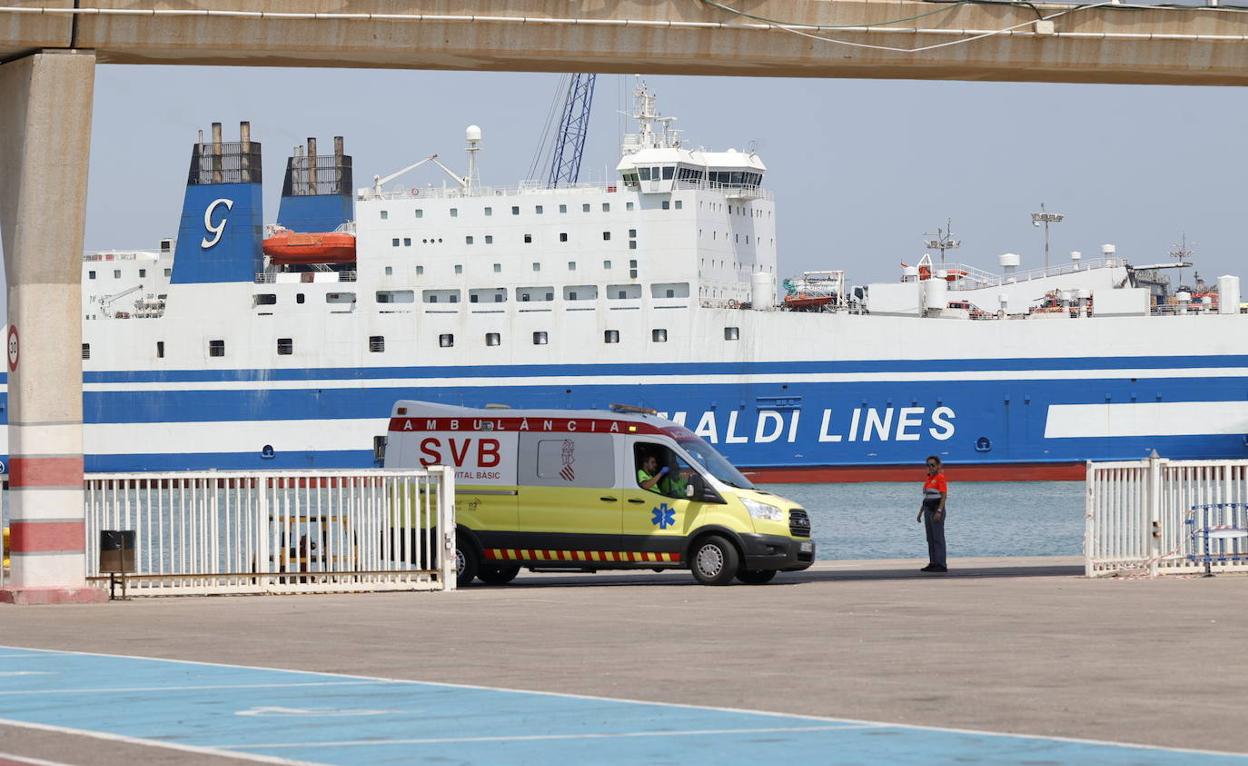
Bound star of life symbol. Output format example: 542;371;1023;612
651;503;676;530
558;439;576;481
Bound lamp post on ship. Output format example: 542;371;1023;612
1031;204;1064;271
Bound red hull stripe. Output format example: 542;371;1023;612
388;416;667;435
8;520;85;553
744;461;1086;484
484;548;681;563
8;456;83;488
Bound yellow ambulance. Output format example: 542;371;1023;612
383;401;814;586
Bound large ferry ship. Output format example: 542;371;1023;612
19;83;1248;481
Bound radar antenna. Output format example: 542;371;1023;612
923;219;961;265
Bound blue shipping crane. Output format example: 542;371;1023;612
547;74;596;188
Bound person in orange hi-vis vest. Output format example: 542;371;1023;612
917;455;948;573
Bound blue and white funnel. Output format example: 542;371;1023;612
170;121;264;284
276;135;354;233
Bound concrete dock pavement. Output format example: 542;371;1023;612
0;556;1244;764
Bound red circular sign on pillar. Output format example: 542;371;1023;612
7;325;18;372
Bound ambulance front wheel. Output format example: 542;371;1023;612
456;543;480;587
690;535;740;586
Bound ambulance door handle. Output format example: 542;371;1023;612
600;496;617;502
627;499;646;505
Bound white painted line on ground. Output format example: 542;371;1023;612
0;681;380;697
223;724;878;750
2;645;1242;759
0;751;79;766
0;673;53;678
0;718;314;766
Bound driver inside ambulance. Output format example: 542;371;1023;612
637;449;692;498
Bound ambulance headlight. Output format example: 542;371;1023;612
742;498;783;522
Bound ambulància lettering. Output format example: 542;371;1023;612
655;406;957;445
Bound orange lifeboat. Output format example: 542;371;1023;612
262;229;356;266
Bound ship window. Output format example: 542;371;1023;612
254;293;277;306
296;293;306;304
604;260;612;269
385;266;393;276
439;334;454;348
470;288;507;304
486;332;501;347
564;285;597;301
414;209;423;218
403;238;412;247
675;200;683;210
88;270;96;279
450;208;458;218
208;339;225;357
376;290;414;304
662;166;674;180
560;232;568;243
466;236;474;245
164;268;171;277
628;229;637;238
559;204;567;214
81;343;90;360
416;265;424;275
582;203;590;213
604;330;620;344
535;205;543;214
630;269;639;279
639;168;652;181
724;327;740;341
652;329;668;343
494;263;502;273
156;341;164;359
524;234;532;244
609;284;642;300
532;262;541;272
380;210;389;220
602;231;611;241
511;206;520;216
662;201;670;210
517;286;554;303
484;206;492;216
326;292;356;304
392;238;400;247
629;241;637;250
369;336;385;353
652;283;689;299
533;331;548;345
139;269;147;278
602;203;610;212
424;289;461;304
568;261;576;271
626;202;634;211
277;338;293;355
485;236;493;245
455;265;463;274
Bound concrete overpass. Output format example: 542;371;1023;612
3;0;1248;603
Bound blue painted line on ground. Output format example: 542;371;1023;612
0;646;1241;766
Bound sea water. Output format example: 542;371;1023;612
759;481;1085;560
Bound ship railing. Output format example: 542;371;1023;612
1;468;458;595
255;270;357;284
946;257;1125;291
1086;455;1248;578
365;181;610;201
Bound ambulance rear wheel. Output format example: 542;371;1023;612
456;544;480;587
690;535;740;586
478;564;520;586
736;569;778;585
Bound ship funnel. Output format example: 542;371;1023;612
276;135;354;233
170;121;264;284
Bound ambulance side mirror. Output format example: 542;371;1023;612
687;473;724;504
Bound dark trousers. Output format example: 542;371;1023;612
923;502;946;568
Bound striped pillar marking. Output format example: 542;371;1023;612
7;520;85;554
8;455;83;488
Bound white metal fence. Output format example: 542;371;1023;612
1086;455;1248;577
2;468;456;595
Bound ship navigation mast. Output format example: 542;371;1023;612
1169;233;1194;289
924;219;961;265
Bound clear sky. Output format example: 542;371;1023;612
2;64;1244;296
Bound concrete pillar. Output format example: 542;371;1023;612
0;50;104;604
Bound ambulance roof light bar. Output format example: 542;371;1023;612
610;403;658;415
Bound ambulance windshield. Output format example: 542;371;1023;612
665;428;754;489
